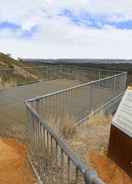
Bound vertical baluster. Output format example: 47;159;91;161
55;95;58;124
31;113;34;153
33;114;37;153
69;89;72;120
39;123;43;180
90;85;93;113
56;141;58;165
75;167;79;184
67;157;70;184
60;149;64;182
47;131;49;154
42;127;46;151
45;97;48;121
45;130;48;172
26;108;33;153
35;116;38;155
51;136;53;154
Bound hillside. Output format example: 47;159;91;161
0;53;20;68
0;53;39;88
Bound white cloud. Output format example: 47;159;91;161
0;0;132;59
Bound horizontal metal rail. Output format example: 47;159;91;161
25;101;105;184
78;92;124;125
0;65;123;73
25;68;127;184
27;72;127;102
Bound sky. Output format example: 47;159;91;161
1;0;132;59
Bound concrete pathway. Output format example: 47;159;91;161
0;79;79;140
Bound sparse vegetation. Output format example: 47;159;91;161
68;114;112;160
60;114;132;184
0;52;39;89
47;113;112;158
0;54;131;183
32;113;112;183
48;114;77;139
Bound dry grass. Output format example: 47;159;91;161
50;113;112;182
47;113;112;152
60;115;77;139
87;114;112;126
48;114;77;139
68;113;112;164
47;113;112;162
64;114;132;184
35;113;132;183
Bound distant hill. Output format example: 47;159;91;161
22;58;132;64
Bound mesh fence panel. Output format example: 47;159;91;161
30;72;127;128
25;70;127;184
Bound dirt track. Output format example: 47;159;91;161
0;138;36;184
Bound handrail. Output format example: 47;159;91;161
27;72;127;102
25;69;127;184
25;101;105;184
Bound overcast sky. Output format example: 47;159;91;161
1;0;132;59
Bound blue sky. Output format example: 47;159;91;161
0;22;21;30
0;0;132;59
0;21;38;38
59;9;132;30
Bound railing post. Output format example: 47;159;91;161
89;85;92;113
36;99;40;114
84;170;105;184
84;170;97;184
25;69;126;184
124;72;128;89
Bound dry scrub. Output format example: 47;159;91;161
69;114;112;162
45;113;112;168
47;113;132;183
47;113;112;157
48;114;77;139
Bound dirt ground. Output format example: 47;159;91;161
89;151;132;184
0;138;36;184
67;114;132;184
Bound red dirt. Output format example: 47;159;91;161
89;151;132;184
0;138;36;184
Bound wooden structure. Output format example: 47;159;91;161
108;87;132;177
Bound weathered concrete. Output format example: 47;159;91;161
0;79;80;140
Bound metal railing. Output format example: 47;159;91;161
0;65;120;88
23;64;121;83
27;72;127;125
25;69;127;184
26;101;105;184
